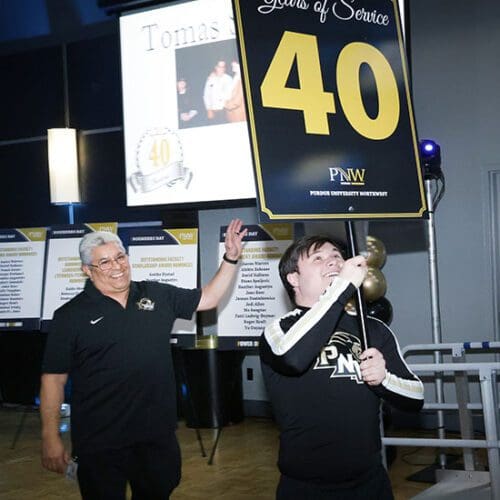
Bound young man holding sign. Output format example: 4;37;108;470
260;235;424;499
40;219;246;499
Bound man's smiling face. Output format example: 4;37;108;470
82;242;131;298
286;242;345;307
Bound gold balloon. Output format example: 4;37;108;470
365;235;387;268
362;266;387;302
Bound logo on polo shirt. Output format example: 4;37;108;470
90;316;104;325
137;297;155;311
313;331;363;384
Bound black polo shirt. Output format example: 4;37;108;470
42;279;201;456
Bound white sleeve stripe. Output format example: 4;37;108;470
264;277;351;356
382;370;425;400
367;317;424;400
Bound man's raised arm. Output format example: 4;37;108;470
197;218;247;311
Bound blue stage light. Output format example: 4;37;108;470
419;139;442;179
422;142;435;153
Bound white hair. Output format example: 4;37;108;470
79;232;126;265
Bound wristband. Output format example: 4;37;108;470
223;253;238;265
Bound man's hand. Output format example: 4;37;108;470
224;218;247;261
360;347;386;386
41;434;70;474
339;255;368;288
197;219;247;311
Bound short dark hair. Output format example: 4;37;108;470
279;235;346;303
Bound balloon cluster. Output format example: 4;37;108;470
345;235;393;325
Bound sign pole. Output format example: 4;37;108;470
345;220;369;352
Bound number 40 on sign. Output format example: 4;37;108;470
260;31;400;140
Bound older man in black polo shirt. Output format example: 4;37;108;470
40;219;247;500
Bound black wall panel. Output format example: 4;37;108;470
0;140;69;227
0;46;64;140
0;31;165;228
68;33;123;130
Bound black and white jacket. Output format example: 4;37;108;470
260;277;424;486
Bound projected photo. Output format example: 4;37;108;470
176;40;246;129
120;0;255;207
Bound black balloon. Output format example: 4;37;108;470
366;297;393;325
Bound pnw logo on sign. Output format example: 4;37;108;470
313;331;363;383
329;167;366;186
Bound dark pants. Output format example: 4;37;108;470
76;437;181;500
276;464;394;500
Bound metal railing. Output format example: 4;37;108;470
381;342;500;499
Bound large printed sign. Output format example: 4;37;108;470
217;223;293;349
127;227;199;343
0;228;46;330
233;0;426;220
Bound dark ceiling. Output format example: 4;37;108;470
0;0;172;55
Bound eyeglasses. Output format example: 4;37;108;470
88;253;128;271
